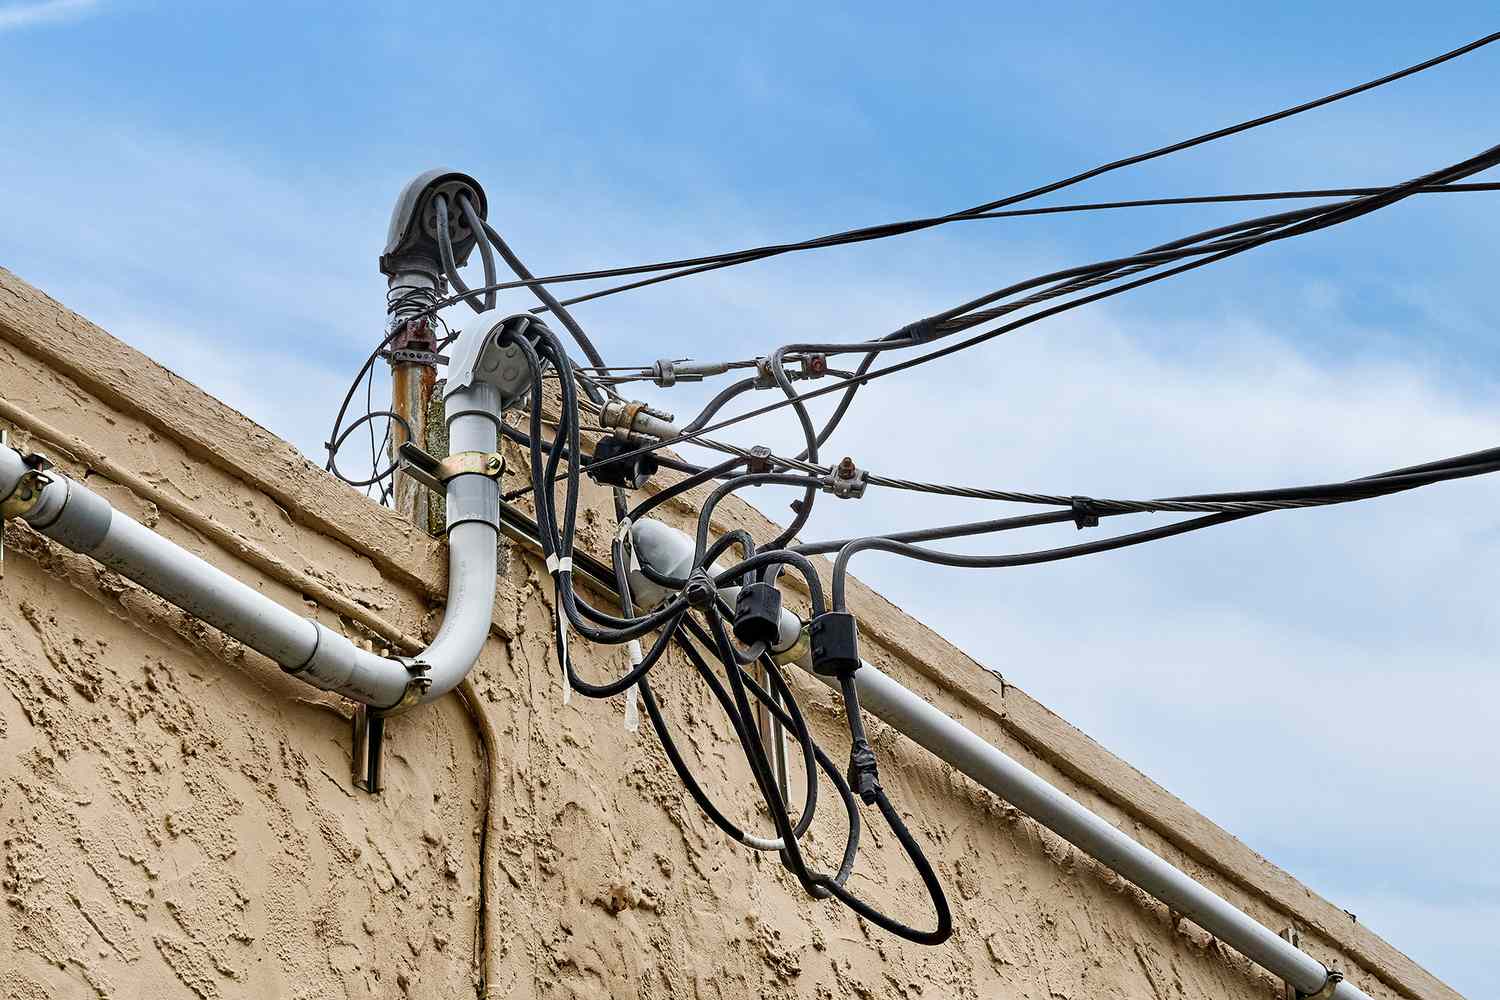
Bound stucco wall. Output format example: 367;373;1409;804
0;270;1458;1000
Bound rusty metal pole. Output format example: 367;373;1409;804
385;269;440;528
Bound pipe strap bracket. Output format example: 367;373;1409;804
1297;970;1343;1000
397;442;503;494
1;449;53;520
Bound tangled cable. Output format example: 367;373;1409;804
321;31;1500;948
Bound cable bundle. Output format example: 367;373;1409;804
322;32;1500;945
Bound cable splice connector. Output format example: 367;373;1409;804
599;399;678;441
809;611;861;677
821;457;867;499
684;569;717;609
733;582;783;647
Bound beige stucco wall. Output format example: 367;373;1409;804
0;270;1459;1000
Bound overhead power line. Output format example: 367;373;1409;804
410;31;1500;319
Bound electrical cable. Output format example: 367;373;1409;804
410;33;1500;319
579;148;1500;483
324;34;1500;953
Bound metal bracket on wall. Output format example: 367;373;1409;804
1279;927;1345;1000
397;441;503;495
351;703;385;793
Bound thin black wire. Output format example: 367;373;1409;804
581;146;1500;482
411;32;1500;319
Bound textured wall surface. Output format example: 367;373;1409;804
0;271;1456;1000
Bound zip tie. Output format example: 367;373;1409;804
556;614;572;706
623;639;643;733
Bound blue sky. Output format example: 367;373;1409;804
2;2;1497;993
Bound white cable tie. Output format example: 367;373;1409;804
557;616;572;706
546;553;558;574
623;639;643;733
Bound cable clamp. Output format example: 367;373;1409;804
1070;496;1100;530
799;353;829;379
753;357;777;390
745;445;774;475
650;359;729;387
1297;970;1343;1000
387;347;447;366
590;436;659;490
546;554;573;575
820;457;867;500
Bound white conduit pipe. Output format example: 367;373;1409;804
0;331;515;713
628;519;1366;1000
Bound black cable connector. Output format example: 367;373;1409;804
809;611;861;677
1070;496;1100;529
733;582;783;646
590;436;660;490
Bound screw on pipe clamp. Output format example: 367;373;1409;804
397;442;503;494
1;449;53;520
1297;971;1343;1000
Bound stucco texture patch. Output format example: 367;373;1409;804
0;268;1445;999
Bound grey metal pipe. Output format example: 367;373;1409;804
0;446;26;504
0;324;524;712
628;518;1366;1000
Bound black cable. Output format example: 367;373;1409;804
628;455;747;523
326;409;412;488
435;194;487;314
581;148;1500;481
457;194;497;313
410;34;1500;319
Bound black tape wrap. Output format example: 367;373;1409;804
847;739;882;804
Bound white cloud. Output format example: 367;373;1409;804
0;0;98;31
